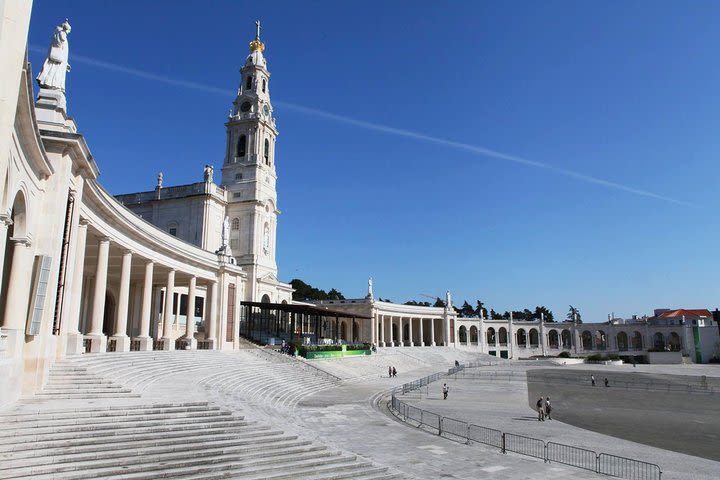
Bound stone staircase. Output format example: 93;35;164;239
0;351;404;479
0;401;402;479
22;363;139;402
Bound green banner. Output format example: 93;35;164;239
693;326;702;363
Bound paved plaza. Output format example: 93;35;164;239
2;348;720;479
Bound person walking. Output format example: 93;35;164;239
442;383;449;400
388;366;392;378
545;397;552;420
392;367;397;378
604;377;609;387
591;374;596;387
536;397;545;421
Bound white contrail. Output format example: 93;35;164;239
29;45;695;207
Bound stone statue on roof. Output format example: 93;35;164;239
37;19;72;91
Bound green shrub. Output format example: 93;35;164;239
558;351;571;358
586;353;603;362
606;354;620;361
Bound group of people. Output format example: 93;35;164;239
536;396;552;421
388;366;397;377
590;375;610;387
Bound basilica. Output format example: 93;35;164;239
1;5;718;409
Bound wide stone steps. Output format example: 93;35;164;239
1;438;319;471
0;399;400;480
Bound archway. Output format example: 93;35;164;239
469;326;478;344
668;332;681;351
353;320;359;342
653;332;665;350
403;323;410;343
529;328;539;347
498;327;508;345
486;327;496;345
617;331;628;351
458;325;467;344
340;321;347;341
631;331;643;350
261;294;271;303
391;322;398;344
561;329;572;349
596;330;608;350
548;330;559;349
516;328;527;347
581;330;592;350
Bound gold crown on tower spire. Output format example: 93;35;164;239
249;19;265;52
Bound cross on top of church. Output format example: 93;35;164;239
249;20;265;53
255;20;261;39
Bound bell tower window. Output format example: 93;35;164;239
245;75;252;90
237;135;246;157
262;79;266;93
264;139;269;165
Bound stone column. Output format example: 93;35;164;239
370;308;376;347
398;318;404;347
205;280;218;349
135;260;154;351
65;219;88;354
233;275;242;348
540;314;547;356
419;317;424;346
159;269;175;350
508;313;514;359
408;317;414;347
478;313;485;353
87;236;110;353
182;276;197;349
390;316;396;347
379;314;385;347
1;238;33;355
430;318;436;346
110;249;132;352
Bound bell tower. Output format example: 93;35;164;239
220;21;279;300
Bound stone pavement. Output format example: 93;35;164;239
399;365;720;480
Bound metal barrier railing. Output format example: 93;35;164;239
527;372;718;394
389;366;662;480
546;441;597;472
598;453;662;480
504;432;545;460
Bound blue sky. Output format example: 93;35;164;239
28;1;720;321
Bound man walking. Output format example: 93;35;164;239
442;383;449;400
544;397;552;420
591;374;596;387
536;397;545;421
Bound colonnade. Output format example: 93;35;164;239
375;314;442;347
67;221;234;353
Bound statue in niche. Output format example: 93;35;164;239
37;19;72;91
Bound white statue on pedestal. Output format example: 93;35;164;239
221;216;230;249
367;277;374;300
37;19;72;91
446;290;453;309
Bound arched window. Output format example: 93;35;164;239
231;218;239;230
245;75;252;90
262;78;266;93
237;135;246;157
264;138;269;164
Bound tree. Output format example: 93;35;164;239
474;300;487;318
490;309;503;319
534;306;554;322
327;288;345;300
290;278;345;301
459;301;474;318
566;305;582;324
404;300;431;307
433;297;446;308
